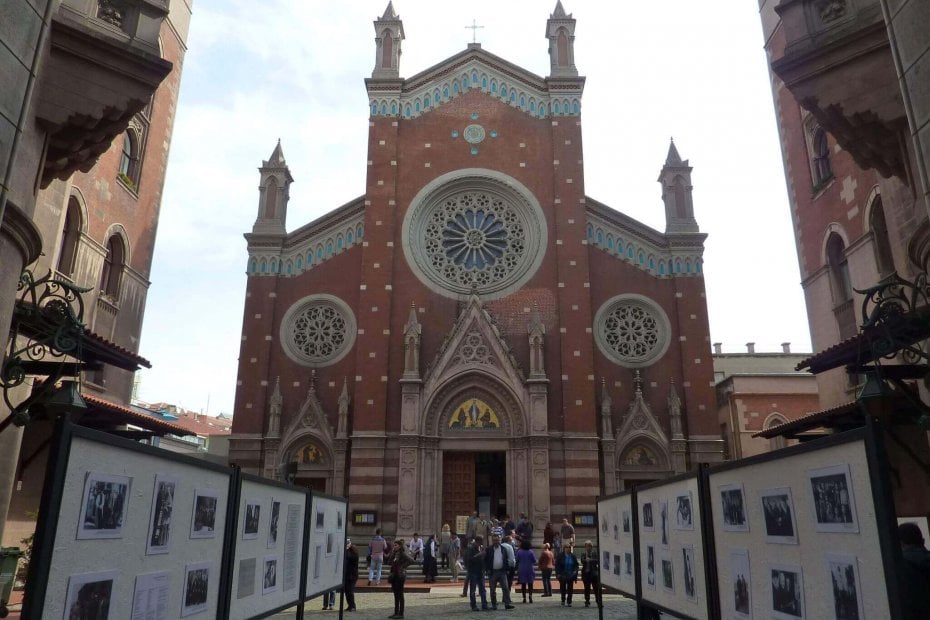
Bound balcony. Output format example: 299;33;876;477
771;0;908;180
35;0;173;187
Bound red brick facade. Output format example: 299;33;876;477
231;5;724;537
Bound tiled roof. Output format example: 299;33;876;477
82;393;191;436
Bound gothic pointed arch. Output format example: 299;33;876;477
278;376;336;470
419;291;532;437
614;371;672;476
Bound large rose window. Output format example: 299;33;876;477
280;294;356;367
594;294;671;367
404;171;546;299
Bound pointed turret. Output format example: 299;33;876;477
546;1;578;77
253;139;293;235
527;302;546;380
372;2;405;79
599;378;613;438
402;302;422;381
268;376;282;436
668;379;684;439
337;377;350;437
658;138;699;234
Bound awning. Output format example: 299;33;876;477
796;309;930;374
753;401;862;439
79;392;192;436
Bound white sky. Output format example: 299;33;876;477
137;0;811;416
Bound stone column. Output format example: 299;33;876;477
418;438;440;530
332;438;348;496
529;436;551;531
396;436;420;536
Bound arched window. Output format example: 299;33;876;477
869;196;894;276
557;29;569;67
381;30;393;69
118;130;140;187
100;235;125;298
57;197;82;276
250;258;257;273
812;127;832;186
766;415;788;450
826;233;852;303
264;178;277;219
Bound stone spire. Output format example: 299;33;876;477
658;138;699;234
402;302;422;381
267;376;282;436
546;1;578;77
599;378;613;438
337;377;350;438
372;2;405;79
668;379;684;439
527;303;546;380
253;139;293;235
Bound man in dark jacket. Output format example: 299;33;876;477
555;542;579;607
464;536;489;611
580;540;601;608
899;522;930;618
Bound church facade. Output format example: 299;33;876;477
230;2;724;537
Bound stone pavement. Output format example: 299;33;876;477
272;588;638;619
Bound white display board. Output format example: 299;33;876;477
708;433;891;620
597;491;636;596
303;493;347;599
37;429;232;619
229;476;307;620
637;474;708;620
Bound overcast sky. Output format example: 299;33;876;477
137;0;811;416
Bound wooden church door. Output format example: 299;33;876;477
442;452;475;530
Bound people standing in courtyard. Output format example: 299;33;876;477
514;513;534;545
422;533;438;583
503;535;517;591
476;513;491;545
543;522;555;549
515;538;537;603
484;532;515;610
465;535;489;611
560;517;576;548
449;532;462;582
388;539;414;619
368;528;389;586
343;539;359;612
580;540;601;608
407;532;423;562
538;542;555;597
556;541;579;607
439;523;452;569
899;522;930;617
466;510;479;542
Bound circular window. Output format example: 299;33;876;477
403;169;547;299
594;294;671;368
280;294;356;367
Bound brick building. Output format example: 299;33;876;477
756;0;930;515
230;2;724;537
0;0;193;546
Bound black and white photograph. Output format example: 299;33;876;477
612;512;619;542
181;562;210;617
682;544;696;602
622;510;631;534
809;464;859;533
337;510;343;531
642;501;654;531
313;545;322;580
191;489;219;539
602;551;610;574
326;532;335;556
661;555;674;592
77;472;131;539
237;557;257;599
660;500;669;547
826;553;863;620
730;549;751;619
676;492;694;530
243;499;261;539
771;564;805;620
613;554;621;577
624;552;633;578
267;499;281;549
761;487;798;544
64;570;117;619
315;509;325;531
720;482;749;532
262;555;279;595
146;474;178;554
646;544;656;589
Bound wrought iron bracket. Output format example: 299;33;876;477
1;269;91;429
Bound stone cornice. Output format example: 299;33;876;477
0;202;43;266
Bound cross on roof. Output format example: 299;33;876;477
465;19;484;44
